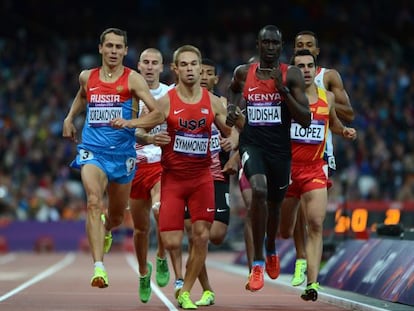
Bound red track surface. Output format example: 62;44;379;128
0;251;365;311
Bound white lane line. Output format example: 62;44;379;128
0;253;16;265
125;253;178;311
0;253;76;302
206;259;390;311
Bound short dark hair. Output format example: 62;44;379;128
258;25;282;40
290;49;317;65
202;58;220;76
295;30;318;47
99;28;128;46
202;58;216;68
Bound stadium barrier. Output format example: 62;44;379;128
319;238;414;307
0;220;86;251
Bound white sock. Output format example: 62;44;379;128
94;261;105;270
152;202;161;211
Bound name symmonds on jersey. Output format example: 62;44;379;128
173;131;209;157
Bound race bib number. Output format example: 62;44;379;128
173;131;209;157
79;149;94;162
327;155;336;170
247;103;281;126
88;102;123;127
210;128;221;154
126;157;136;174
291;120;325;144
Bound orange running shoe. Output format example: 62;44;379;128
265;253;280;279
245;276;254;291
248;265;264;291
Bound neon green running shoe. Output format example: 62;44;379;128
177;291;197;309
301;282;320;302
195;290;215;306
90;267;108;288
101;214;112;253
291;259;307;287
156;256;170;287
139;262;152;303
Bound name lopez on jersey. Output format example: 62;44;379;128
89;94;122;127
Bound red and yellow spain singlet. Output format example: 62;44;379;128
290;87;329;163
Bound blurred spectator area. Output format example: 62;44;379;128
1;0;414;221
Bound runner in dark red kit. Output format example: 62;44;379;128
226;25;311;291
156;45;231;309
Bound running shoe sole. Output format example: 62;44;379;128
91;267;108;288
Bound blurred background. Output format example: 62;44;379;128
0;0;413;244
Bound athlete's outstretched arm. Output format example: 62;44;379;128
326;69;354;123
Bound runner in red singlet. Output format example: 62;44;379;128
290;30;355;290
155;45;231;309
279;49;356;302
